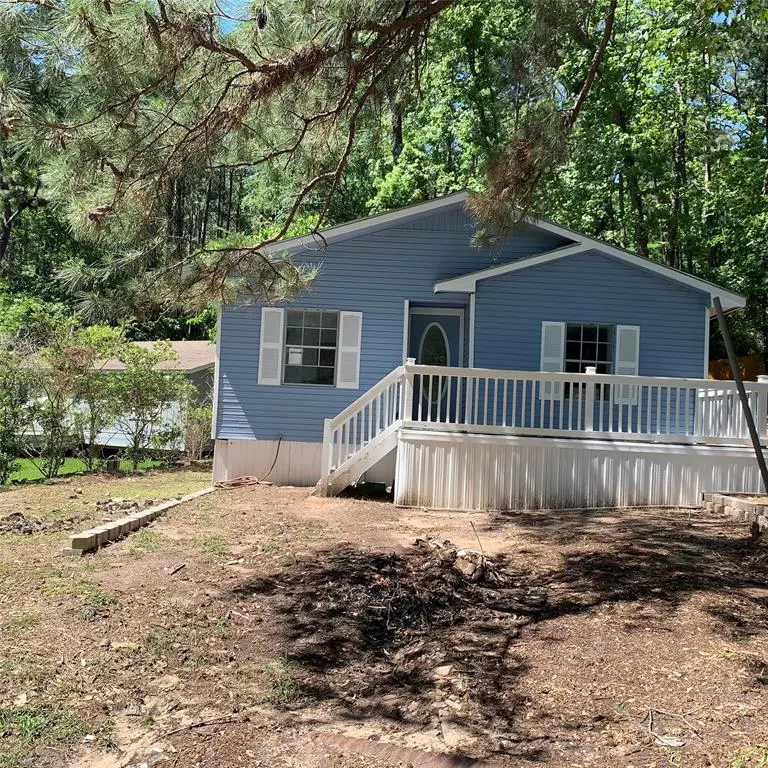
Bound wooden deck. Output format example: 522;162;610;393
319;362;768;508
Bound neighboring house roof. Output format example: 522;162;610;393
262;189;745;313
99;341;215;373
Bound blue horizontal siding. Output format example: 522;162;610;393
473;250;708;378
217;207;567;442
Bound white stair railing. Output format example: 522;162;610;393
319;362;412;491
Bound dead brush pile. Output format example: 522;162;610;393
258;537;548;736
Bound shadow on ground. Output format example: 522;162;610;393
233;544;547;760
501;508;768;636
230;507;768;760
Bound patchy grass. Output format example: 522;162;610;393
295;522;327;541
0;616;39;634
199;533;228;556
732;748;768;768
0;651;49;688
42;574;113;605
131;528;163;554
144;629;172;659
256;536;279;553
7;457;162;484
259;657;299;704
0;700;86;768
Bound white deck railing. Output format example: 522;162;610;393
320;362;768;487
406;364;768;444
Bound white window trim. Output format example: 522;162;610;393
563;322;615;375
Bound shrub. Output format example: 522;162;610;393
184;404;212;461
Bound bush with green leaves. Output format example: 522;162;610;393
110;342;194;470
0;347;34;484
184;404;213;462
23;322;123;479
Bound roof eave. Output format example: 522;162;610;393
434;242;746;312
261;190;471;256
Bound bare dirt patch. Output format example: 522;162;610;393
1;481;767;767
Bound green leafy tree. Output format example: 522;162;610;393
0;346;33;483
110;342;193;470
70;326;125;470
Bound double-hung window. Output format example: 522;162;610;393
283;309;338;385
564;323;613;375
257;306;362;389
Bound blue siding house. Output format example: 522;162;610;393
212;191;766;510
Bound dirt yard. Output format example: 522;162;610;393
1;470;767;768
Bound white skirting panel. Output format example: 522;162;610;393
214;439;399;488
213;439;323;487
394;430;765;511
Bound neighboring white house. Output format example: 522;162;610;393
93;340;215;449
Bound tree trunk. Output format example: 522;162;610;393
391;106;403;162
0;209;11;266
667;82;688;269
612;106;649;257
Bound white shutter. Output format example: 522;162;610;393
615;325;640;404
540;321;565;399
336;311;363;389
257;307;284;385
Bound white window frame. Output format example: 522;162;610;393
282;308;340;387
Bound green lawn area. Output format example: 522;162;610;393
8;457;162;484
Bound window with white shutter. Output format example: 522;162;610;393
336;311;363;389
257;307;284;385
540;321;565;399
615;325;640;404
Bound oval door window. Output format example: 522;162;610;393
418;322;450;401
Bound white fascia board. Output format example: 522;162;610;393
434;239;746;311
260;191;471;256
434;242;588;293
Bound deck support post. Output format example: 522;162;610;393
584;365;596;431
404;358;415;421
713;297;768;494
319;418;333;496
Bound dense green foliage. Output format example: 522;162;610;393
1;1;767;358
0;324;204;483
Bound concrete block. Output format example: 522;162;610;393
62;547;87;557
70;531;98;551
704;501;714;513
62;486;216;556
702;492;714;503
758;515;768;530
714;503;725;515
